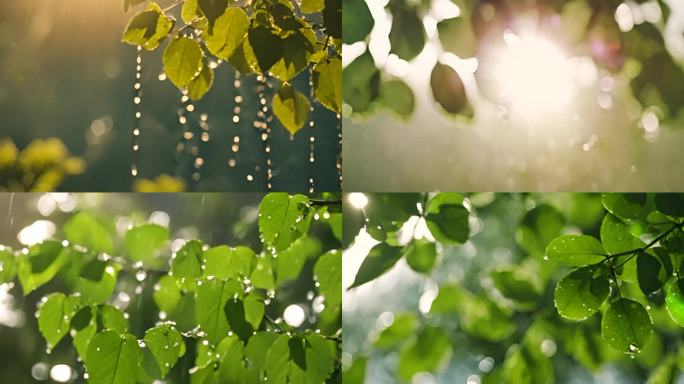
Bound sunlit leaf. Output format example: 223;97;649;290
349;243;402;289
163;36;204;89
144;324;186;377
37;293;81;350
205;7;249;60
545;235;606;266
397;326;451;380
425;193;469;245
259;193;312;252
273;84;311;136
313;57;342;113
63;212;113;254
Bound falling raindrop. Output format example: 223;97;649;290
254;74;273;190
307;67;316;193
336;113;342;190
131;45;143;178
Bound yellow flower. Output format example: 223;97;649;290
0;139;18;168
18;138;69;170
133;174;186;192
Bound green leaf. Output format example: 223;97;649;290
404;239;437;274
602;193;649;220
313;57;342;113
515;204;565;259
258;193;312;252
0;248;17;283
364;193;420;244
246;332;280;376
124;224;169;265
276;236;320;286
217;340;250;383
181;0;200;24
76;261;117;304
250;256;275;290
349;243;402;289
342;356;367;384
654;194;684;217
86;330;141;384
271;31;315;82
122;3;174;51
600;213;637;255
37;293;81;350
637;251;668;295
323;0;341;39
554;266;610;320
265;334;336;383
342;49;380;114
545;235;606;266
195;278;241;344
273;84;311;136
341;0;373;44
202;245;253;280
247;26;284;73
198;0;229;31
163;36;204;89
172;240;204;281
437;16;477;58
225;296;263;342
63;212;113;254
374;312;417;349
425;193;469;245
397;326;451;380
144;324;186;377
388;6;426;61
100;304;130;334
491;264;543;311
187;61;214;100
380;78;415;120
18;241;69;294
205;7;249;60
153;275;182;314
313;250;342;308
301;0;324;13
665;279;684;327
601;298;653;353
429;284;460;313
430;62;470;115
71;306;97;362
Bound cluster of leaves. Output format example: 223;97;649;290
0;137;85;191
342;0;682;123
344;193;684;383
0;192;342;383
122;0;341;136
133;174;187;192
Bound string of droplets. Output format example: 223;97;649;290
193;112;209;183
308;67;316;193
228;72;242;170
131;45;143;178
254;74;273;190
336;113;342;190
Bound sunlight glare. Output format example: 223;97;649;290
492;32;575;116
348;193;368;209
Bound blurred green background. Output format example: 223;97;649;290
0;0;340;192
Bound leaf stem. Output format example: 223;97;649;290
607;221;683;259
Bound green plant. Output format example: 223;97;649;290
344;193;684;383
0;192;342;383
122;0;341;136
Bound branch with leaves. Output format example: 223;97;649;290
122;0;341;137
0;192;342;384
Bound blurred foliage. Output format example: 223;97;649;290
342;0;684;123
133;174;187;192
0;138;85;192
344;192;684;383
122;0;342;136
0;192;342;383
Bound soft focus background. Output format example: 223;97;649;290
0;192;339;383
0;0;340;192
342;193;684;383
343;0;684;191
